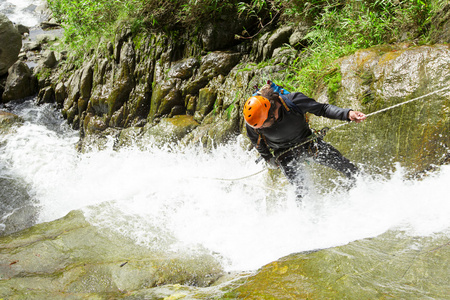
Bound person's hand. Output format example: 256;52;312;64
266;157;279;169
348;110;366;123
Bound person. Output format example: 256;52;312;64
243;82;366;199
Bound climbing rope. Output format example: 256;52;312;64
330;85;450;131
193;168;267;182
201;86;450;182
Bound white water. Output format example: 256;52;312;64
0;0;44;27
1;101;449;272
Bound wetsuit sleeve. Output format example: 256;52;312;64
288;92;351;121
245;123;273;160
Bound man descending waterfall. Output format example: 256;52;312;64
243;82;366;200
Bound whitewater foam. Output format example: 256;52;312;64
0;0;44;27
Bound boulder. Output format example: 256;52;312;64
0;110;22;128
251;26;293;61
14;24;29;35
262;26;293;61
2;61;37;102
289;22;312;48
0;13;22;76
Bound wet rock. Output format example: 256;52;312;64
0;210;223;297
195;87;217;121
79;63;93;100
252;26;293;61
0;13;22;76
149;79;183;119
2;61;37;102
40;50;58;68
168;57;200;80
114;26;132;62
22;41;41;52
83;113;108;135
116;126;143;148
62;69;82;121
289;22;312;48
142;115;200;146
0;110;22;129
54;81;67;108
37;86;55;105
40;21;61;29
36;33;58;44
314;44;450;174
199;51;241;79
232;231;450;299
262;26;293;61
107;41;114;56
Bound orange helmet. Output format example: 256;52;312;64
243;96;271;128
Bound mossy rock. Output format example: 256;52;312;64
0;110;22;134
231;231;450;299
0;210;223;298
141;115;200;146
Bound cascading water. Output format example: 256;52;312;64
0;0;44;27
1;98;449;273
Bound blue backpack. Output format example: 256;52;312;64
253;80;303;116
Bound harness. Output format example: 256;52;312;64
275;127;329;162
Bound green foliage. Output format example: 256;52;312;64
277;0;439;96
324;68;342;105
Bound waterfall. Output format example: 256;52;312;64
1;99;449;272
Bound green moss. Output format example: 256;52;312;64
225;104;235;120
323;68;342;105
36;68;52;81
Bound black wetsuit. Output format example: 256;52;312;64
246;92;358;197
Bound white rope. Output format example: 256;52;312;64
192;168;267;182
331;86;450;131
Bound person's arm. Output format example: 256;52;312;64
288;92;352;121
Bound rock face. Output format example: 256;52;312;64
312;44;450;175
0;13;22;76
0;210;224;298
